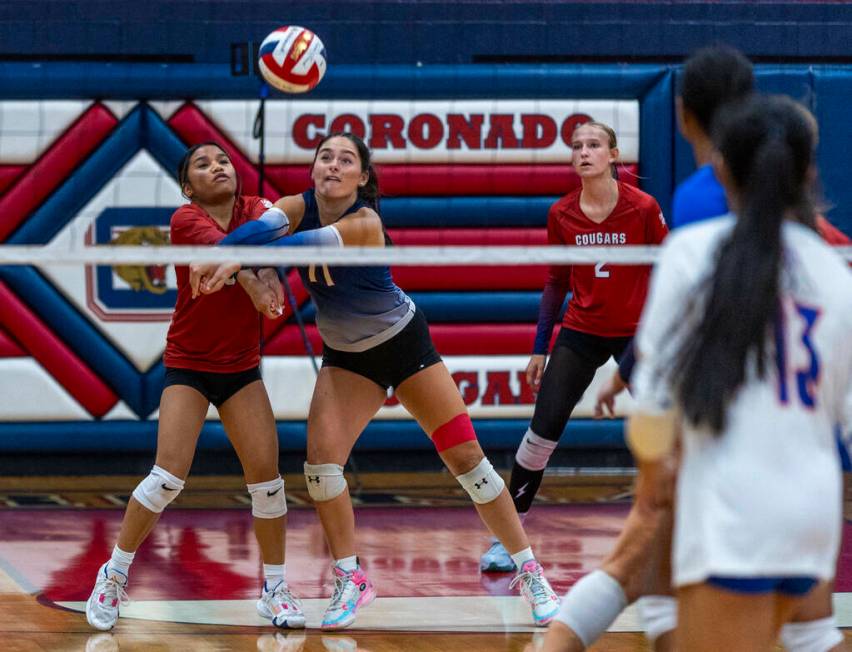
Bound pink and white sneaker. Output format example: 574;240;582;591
320;564;376;630
510;560;560;626
85;562;129;631
257;580;306;629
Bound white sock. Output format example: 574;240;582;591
510;547;535;569
107;545;135;580
335;555;358;572
263;563;285;589
554;569;627;647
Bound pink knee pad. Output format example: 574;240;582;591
431;413;478;452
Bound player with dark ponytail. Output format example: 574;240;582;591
629;94;852;651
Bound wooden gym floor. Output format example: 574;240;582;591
1;472;851;651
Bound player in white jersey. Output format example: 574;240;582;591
628;95;852;651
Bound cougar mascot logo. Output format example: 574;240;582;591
110;227;169;295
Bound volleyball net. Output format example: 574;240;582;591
2;243;849;266
2;242;850;456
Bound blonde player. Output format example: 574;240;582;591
629;95;852;650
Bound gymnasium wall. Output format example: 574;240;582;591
3;1;851;64
1;2;850;453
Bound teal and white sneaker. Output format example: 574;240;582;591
85;562;129;631
257;580;306;629
321;564;376;630
480;537;516;572
510;560;560;626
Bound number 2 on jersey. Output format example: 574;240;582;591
774;301;821;407
594;262;610;278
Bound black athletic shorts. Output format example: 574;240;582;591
163;366;262;407
528;328;633;442
554;327;633;367
321;309;442;390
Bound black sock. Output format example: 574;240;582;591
508;460;545;514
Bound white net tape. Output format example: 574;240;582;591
1;244;849;266
0;244;659;266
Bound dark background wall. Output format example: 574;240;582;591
2;1;851;66
2;0;850;225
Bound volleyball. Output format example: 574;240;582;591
258;26;327;93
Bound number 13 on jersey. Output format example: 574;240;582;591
775;300;821;408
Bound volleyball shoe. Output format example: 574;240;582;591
321;564;376;630
257;580;306;629
510;560;561;626
480;537;516;572
85;563;129;631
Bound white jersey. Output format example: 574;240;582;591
633;215;852;586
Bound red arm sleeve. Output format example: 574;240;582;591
816;215;851;246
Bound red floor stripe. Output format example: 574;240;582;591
0;282;118;416
265;164;640;196
168;104;281;201
0;165;25;196
263;323;558;356
0;104;118;242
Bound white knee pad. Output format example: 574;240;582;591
780;617;843;652
131;465;185;514
304;463;347;502
456;458;505;504
637;595;678;643
247;476;287;519
515;428;558;471
555;569;627;648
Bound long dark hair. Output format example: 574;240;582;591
312;131;391;243
680;45;754;134
176;141;241;199
671;95;817;433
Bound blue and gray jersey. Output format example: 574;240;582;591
296;190;414;352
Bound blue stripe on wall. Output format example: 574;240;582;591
0;419;625;452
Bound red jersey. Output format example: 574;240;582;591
816;215;851;246
546;182;668;339
164;195;271;373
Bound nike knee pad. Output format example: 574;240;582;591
456;457;505;504
515;428;558;471
131;465;185;514
247;476;287;519
304;462;347;502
